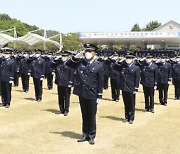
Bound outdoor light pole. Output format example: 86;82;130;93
13;27;17;49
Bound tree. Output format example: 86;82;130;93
143;21;161;31
131;24;141;31
62;33;83;51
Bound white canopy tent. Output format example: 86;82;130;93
0;33;16;47
0;27;17;48
0;28;62;50
17;32;61;48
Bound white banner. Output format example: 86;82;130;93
80;32;180;39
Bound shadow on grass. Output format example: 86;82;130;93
50;93;58;95
102;98;112;101
135;108;145;112
99;116;125;122
14;89;22;92
139;102;160;105
0;103;4;107
50;131;81;139
154;102;160;105
43;109;59;113
24;97;35;101
71;101;79;104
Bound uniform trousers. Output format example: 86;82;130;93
14;72;20;86
1;81;12;106
143;86;155;110
173;79;180;99
103;74;109;89
46;73;53;89
122;91;135;121
33;78;43;100
79;97;97;140
110;78;120;101
158;83;169;104
21;74;29;92
57;86;71;113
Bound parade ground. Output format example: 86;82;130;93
0;79;180;154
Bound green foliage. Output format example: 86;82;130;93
143;21;161;31
0;14;38;37
131;21;161;32
62;33;83;51
131;24;141;31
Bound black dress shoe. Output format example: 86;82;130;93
5;105;10;108
116;99;120;102
64;112;68;116
174;97;178;100
143;109;149;112
150;108;154;113
88;139;95;145
37;99;41;102
123;119;128;123
129;120;133;124
77;137;88;142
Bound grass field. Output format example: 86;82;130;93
0;79;180;154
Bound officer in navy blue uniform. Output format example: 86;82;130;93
114;53;140;124
30;50;46;102
51;51;74;116
97;54;110;90
140;55;158;113
44;52;54;90
109;53;121;102
20;51;31;93
0;50;15;108
172;56;180;100
0;50;3;96
13;51;22;87
156;56;172;106
66;43;104;145
102;54;110;90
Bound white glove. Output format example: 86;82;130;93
168;81;171;85
30;53;36;58
40;78;44;81
133;91;136;94
140;57;146;61
74;51;84;59
119;58;125;63
154;86;157;90
96;98;101;104
9;81;13;84
68;85;72;88
52;72;55;75
55;55;62;61
28;73;31;76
